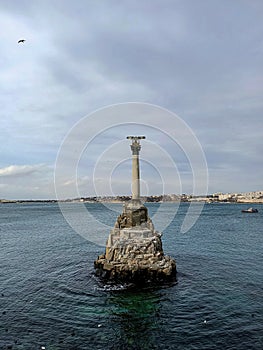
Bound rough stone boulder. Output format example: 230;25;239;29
94;236;176;284
94;200;176;285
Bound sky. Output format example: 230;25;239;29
0;0;262;199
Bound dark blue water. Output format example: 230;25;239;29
0;202;262;349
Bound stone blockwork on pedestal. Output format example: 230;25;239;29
94;200;176;284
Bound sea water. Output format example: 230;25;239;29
0;202;262;349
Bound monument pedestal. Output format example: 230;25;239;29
94;200;176;284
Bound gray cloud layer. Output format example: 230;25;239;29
1;0;262;199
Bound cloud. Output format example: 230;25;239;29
0;164;45;177
0;164;54;199
0;1;263;198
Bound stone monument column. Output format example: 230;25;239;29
127;136;145;200
94;135;176;285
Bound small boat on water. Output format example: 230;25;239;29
241;207;258;213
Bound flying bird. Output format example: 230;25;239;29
18;39;26;43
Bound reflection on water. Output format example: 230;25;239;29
107;288;162;349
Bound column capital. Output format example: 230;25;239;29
131;141;141;155
127;136;145;155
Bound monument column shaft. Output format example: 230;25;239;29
127;136;144;200
132;153;140;200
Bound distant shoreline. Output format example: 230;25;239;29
1;197;263;204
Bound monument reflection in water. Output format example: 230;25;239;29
94;136;176;284
107;289;161;348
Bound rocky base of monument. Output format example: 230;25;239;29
94;235;176;284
